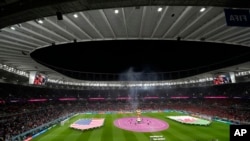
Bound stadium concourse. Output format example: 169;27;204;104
0;82;250;140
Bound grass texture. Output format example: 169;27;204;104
32;112;229;141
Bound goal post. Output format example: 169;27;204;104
60;118;70;126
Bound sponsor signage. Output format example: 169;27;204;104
224;9;250;27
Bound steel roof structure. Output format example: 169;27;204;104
0;0;250;83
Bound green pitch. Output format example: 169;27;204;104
32;112;229;141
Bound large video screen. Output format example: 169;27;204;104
34;73;46;85
213;74;232;85
29;71;47;85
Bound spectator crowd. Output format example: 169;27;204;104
0;82;250;140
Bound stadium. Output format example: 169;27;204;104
0;0;250;141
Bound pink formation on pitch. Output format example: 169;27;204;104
114;117;169;132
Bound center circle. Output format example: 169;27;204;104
114;117;169;132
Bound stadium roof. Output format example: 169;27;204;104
0;0;250;82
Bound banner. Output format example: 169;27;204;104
229;72;236;83
29;71;36;84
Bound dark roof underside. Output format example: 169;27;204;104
31;40;250;81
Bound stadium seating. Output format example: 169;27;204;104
0;82;250;140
